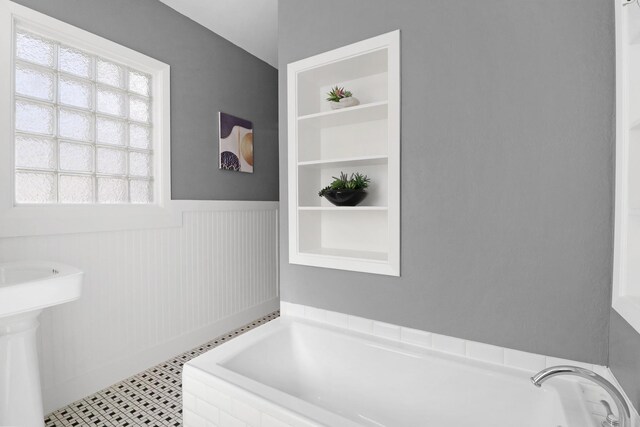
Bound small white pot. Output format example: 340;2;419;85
329;97;360;110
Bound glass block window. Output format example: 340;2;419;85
13;27;154;204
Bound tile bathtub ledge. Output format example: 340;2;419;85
280;301;640;427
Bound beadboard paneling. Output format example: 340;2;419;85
0;203;279;412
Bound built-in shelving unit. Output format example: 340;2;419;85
614;0;640;332
287;31;400;276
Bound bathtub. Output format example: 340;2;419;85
183;316;596;427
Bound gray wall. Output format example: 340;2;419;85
279;0;615;364
610;311;640;411
14;0;279;201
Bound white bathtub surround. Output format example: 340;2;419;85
184;315;614;427
183;367;321;427
281;302;602;372
277;301;640;427
0;201;279;414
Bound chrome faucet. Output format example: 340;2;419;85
531;365;631;427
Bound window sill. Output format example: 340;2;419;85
0;203;182;237
613;296;640;334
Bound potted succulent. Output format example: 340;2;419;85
318;172;370;206
326;86;360;110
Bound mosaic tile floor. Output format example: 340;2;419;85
44;311;279;427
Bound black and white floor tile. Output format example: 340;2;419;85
44;311;280;427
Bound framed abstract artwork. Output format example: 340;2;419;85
219;112;253;173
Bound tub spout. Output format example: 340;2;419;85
531;365;630;427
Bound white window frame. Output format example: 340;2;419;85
614;0;640;333
0;0;178;237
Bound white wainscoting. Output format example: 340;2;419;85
0;201;279;413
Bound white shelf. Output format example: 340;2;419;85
297;101;388;128
298;155;388;168
300;247;388;262
298;206;388;211
296;48;388;87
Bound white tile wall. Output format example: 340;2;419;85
465;341;504;365
279;301;640;427
372;321;401;340
347;315;373;334
431;333;466;356
503;348;546;372
281;301;597;373
303;306;327;323
325;311;349;329
0;202;279;413
183;365;321;427
400;327;432;348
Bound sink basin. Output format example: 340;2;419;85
0;261;82;318
0;261;83;427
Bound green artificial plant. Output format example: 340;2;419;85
326;86;353;103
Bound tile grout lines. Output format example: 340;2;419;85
45;311;280;427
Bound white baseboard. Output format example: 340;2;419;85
43;298;280;414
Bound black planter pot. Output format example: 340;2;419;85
322;189;368;207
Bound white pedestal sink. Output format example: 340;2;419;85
0;261;83;427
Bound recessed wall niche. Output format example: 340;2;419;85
287;31;400;276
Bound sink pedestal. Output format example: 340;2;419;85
0;261;83;427
0;310;44;427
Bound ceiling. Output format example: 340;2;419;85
158;0;278;68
